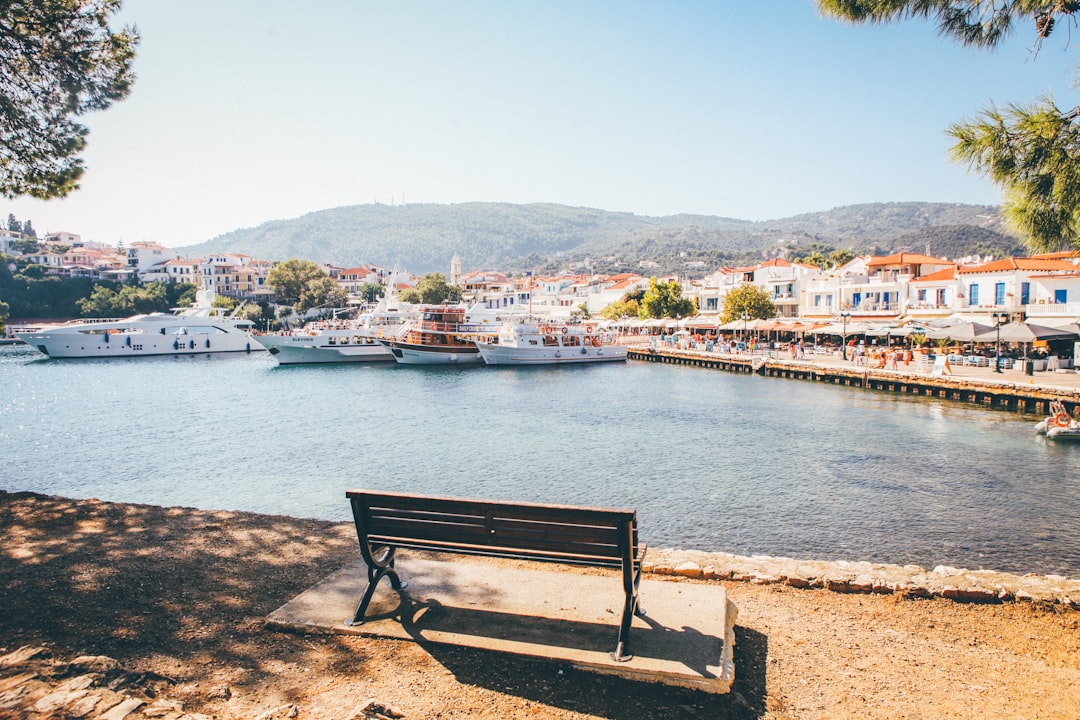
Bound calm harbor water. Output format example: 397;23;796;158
1;344;1078;577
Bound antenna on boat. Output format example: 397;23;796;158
527;270;533;319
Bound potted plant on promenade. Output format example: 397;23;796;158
911;332;928;356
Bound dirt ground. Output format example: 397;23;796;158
1;490;1078;720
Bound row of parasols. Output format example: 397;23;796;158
607;316;1080;344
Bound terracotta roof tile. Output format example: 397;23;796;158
958;258;1077;274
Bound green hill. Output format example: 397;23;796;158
177;201;1017;276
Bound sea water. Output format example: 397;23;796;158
1;344;1077;577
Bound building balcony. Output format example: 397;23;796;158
1025;301;1080;319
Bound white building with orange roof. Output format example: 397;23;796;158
158;258;200;284
581;273;647;315
693;265;758;314
198;253;269;298
956;256;1080;324
753;258;819;319
126;241;178;275
335;265;384;295
906;266;965;320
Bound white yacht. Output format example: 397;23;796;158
475;318;627;365
255;300;419;365
17;304;261;359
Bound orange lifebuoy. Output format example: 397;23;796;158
1054;412;1073;428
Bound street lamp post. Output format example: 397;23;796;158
993;311;1009;373
840;311;851;360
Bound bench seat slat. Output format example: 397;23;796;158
354;491;635;526
366;516;627;554
369;505;630;537
366;535;627;567
363;521;624;558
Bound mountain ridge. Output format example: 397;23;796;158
177;201;1021;276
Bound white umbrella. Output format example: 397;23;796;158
925;321;993;342
809;321;872;336
972;322;1079;343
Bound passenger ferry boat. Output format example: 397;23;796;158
16;304;260;359
255;298;418;365
475;318;627;365
378;305;498;365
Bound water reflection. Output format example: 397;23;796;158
1;346;1077;576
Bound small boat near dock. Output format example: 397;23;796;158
476;319;627;365
1036;401;1080;440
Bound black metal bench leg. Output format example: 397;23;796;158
348;563;406;626
611;557;643;661
611;593;636;662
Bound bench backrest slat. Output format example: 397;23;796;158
348;490;638;565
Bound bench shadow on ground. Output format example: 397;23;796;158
381;594;769;719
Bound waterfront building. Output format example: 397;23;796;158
198;253;269;300
906;266;963;322
126;241;178;276
334;264;386;298
753;258;817;320
581;273;648;315
954;256;1080;325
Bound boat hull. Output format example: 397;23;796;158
1046;425;1080;440
379;339;484;365
477;342;627;365
256;333;394;364
17;329;258;358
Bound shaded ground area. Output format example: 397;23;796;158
1;491;1077;719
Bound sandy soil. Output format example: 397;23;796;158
0;490;1077;719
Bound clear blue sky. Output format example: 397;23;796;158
4;1;1070;249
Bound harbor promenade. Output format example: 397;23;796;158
627;340;1080;413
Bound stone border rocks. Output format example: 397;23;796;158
644;548;1079;608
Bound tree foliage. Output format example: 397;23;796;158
357;282;384;304
601;298;640;320
0;0;139;199
721;284;776;323
0;268;194;320
398;272;462;305
266;259;346;315
819;0;1080;251
639;277;695;319
1;257;198;319
76;281;175;317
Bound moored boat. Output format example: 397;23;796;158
1035;400;1080;439
378;305;498;365
255;298;418;365
15;303;260;359
476;318;627;365
1035;401;1078;433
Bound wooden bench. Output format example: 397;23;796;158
346;490;647;661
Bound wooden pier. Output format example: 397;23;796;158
627;347;1080;417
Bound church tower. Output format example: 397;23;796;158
450;254;462;286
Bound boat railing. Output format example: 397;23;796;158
69;317;130;325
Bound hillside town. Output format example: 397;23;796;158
3;225;1080;333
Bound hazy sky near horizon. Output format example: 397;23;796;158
4;1;1074;249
